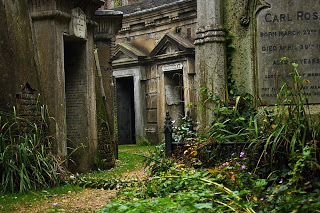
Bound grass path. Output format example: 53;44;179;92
0;145;154;213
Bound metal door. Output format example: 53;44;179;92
116;77;136;144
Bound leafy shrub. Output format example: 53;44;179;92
102;166;256;213
191;58;319;180
206;94;257;143
137;136;151;146
140;143;175;176
172;112;196;143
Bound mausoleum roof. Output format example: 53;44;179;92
118;43;148;57
112;43;148;66
150;33;195;57
114;0;191;16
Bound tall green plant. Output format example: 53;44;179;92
206;95;257;143
258;58;320;176
0;106;68;193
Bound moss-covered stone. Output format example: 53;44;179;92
0;0;40;112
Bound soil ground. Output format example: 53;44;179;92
4;168;145;213
2;146;150;213
13;189;117;213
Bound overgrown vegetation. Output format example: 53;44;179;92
0;145;153;212
1;30;319;211
172;112;196;143
257;58;320;176
101;57;320;212
0;106;68;193
69;146;154;189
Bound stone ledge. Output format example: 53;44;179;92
31;10;98;26
30;10;71;21
95;10;123;16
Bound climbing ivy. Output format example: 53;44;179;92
114;0;122;7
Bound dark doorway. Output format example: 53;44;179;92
64;40;87;171
116;77;136;145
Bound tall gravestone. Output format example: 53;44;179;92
257;0;320;105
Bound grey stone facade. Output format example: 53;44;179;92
4;0;319;164
0;0;120;173
112;0;197;144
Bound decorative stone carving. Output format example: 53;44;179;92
195;26;225;45
150;33;194;57
240;0;271;26
195;0;226;45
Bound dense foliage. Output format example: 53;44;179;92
0;106;68;193
100;147;320;212
1;56;319;212
100;59;320;212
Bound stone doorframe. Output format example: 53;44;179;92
113;66;147;141
156;57;195;137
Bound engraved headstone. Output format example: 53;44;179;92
70;8;87;39
257;0;320;105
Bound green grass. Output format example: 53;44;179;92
83;145;155;179
0;145;155;212
119;145;155;153
0;184;82;212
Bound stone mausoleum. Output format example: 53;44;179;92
0;0;121;173
105;0;320;144
106;0;197;144
2;0;320;171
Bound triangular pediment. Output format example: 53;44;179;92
113;43;147;63
150;33;195;57
158;42;182;55
113;51;134;61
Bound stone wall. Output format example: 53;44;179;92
0;0;40;112
223;0;261;100
28;1;105;173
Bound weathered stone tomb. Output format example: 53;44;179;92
109;0;197;144
0;0;121;173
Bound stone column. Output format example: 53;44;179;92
195;0;226;132
94;10;123;167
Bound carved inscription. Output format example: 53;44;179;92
162;63;183;72
257;1;320;104
70;8;87;39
